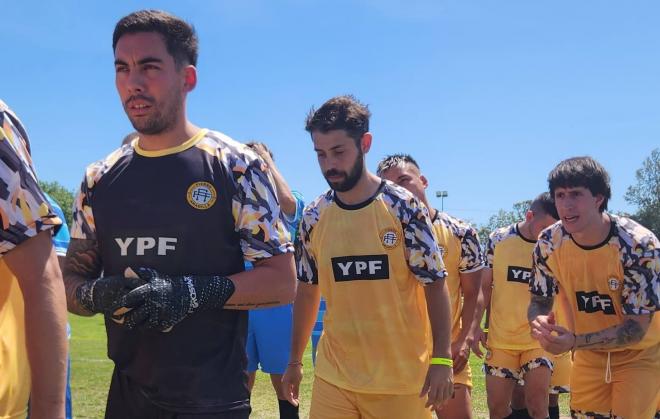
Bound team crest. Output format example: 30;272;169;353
608;278;620;291
380;228;400;249
187;182;217;210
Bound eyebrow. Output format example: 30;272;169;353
114;57;164;66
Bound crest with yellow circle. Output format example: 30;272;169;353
187;182;217;210
380;227;400;249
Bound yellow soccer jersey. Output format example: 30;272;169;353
297;180;447;394
431;212;484;341
532;215;660;351
0;262;30;419
487;224;545;350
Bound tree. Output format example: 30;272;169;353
39;180;75;227
625;148;660;237
477;200;532;242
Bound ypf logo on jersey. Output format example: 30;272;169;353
331;255;390;282
187;182;217;210
576;291;616;315
380;228;400;249
507;266;532;284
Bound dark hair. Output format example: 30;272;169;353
305;95;371;144
529;192;559;220
548;156;611;212
113;10;198;67
245;141;274;160
376;153;420;177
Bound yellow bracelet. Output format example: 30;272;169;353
483;328;489;333
430;357;453;367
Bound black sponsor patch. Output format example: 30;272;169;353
575;291;616;315
331;255;389;282
507;266;532;284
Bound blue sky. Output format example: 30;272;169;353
3;1;659;225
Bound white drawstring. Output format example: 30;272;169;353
605;352;612;384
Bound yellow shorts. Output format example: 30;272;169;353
309;376;433;419
484;347;552;382
570;344;660;419
549;351;572;394
454;362;472;389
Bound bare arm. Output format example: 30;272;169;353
574;314;652;350
5;230;67;419
425;279;453;359
458;269;482;343
62;238;103;316
282;281;321;406
223;252;296;309
249;143;297;216
527;294;554;322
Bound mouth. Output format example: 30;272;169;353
563;215;579;224
126;98;154;117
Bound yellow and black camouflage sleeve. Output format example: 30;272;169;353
0;101;61;255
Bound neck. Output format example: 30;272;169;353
335;171;381;205
572;212;611;247
137;118;200;151
517;220;534;241
422;198;437;220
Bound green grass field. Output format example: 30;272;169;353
69;315;568;418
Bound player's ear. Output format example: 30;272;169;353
420;174;429;189
525;210;534;222
183;65;197;92
594;194;605;212
359;133;372;154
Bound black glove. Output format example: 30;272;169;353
76;275;145;315
113;267;235;332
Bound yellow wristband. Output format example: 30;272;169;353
483;328;489;333
430;357;453;367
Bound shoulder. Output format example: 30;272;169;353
489;223;518;247
536;221;568;256
195;130;261;170
379;180;425;222
436;212;478;239
301;190;334;229
83;144;133;190
611;214;659;255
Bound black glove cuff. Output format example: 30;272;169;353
76;280;97;313
187;275;235;311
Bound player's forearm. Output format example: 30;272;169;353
289;282;321;362
269;165;297;217
472;269;492;331
63;238;102;316
6;232;67;418
527;294;554;323
574;314;652;351
225;252;296;309
425;279;452;358
459;270;482;339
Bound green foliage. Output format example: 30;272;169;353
625;148;660;237
478;200;532;241
38;180;75;227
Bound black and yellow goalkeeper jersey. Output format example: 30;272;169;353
297;180;446;394
531;215;660;352
71;129;292;413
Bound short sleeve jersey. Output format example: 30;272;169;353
70;129;293;413
531;215;660;351
431;211;484;341
0;100;61;255
486;223;570;350
0;100;61;419
296;180;446;394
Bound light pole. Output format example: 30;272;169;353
435;190;448;212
